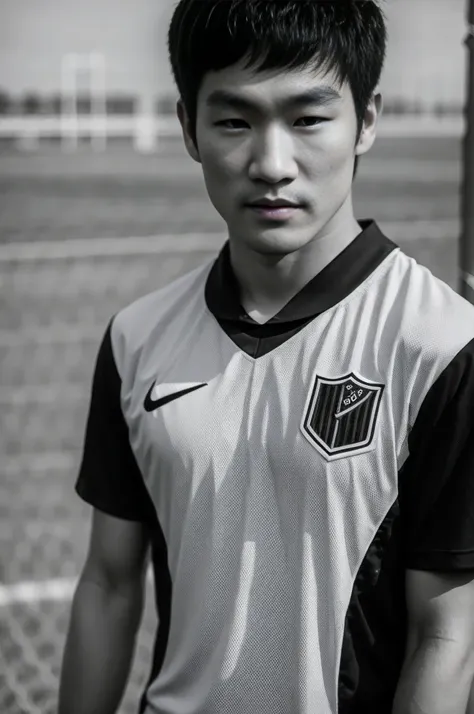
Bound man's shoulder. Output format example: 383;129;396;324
388;247;474;333
110;257;214;360
383;248;474;379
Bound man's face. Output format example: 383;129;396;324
179;59;378;255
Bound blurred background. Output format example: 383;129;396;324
0;0;468;712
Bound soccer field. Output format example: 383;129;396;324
0;135;463;713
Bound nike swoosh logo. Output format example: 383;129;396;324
144;381;207;413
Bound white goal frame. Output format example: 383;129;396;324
60;52;107;151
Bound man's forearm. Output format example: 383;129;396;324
392;637;474;714
58;577;144;714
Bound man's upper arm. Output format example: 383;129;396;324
81;508;150;592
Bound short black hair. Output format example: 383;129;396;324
168;0;387;178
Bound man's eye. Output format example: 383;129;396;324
295;117;327;127
214;117;327;130
215;119;248;129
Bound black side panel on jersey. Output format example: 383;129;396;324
138;529;173;714
399;337;474;571
75;319;156;523
338;500;408;714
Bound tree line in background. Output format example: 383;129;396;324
0;90;465;118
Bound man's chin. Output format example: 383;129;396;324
240;229;317;256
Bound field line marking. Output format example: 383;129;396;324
0;577;78;606
3;451;78;475
381;219;459;240
0;232;226;262
0;384;85;405
0;220;460;262
0;572;154;607
0;325;101;347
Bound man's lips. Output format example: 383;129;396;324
248;204;301;209
246;201;301;208
246;204;302;220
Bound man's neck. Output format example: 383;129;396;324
229;213;363;324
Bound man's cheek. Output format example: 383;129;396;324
324;125;355;160
203;156;237;182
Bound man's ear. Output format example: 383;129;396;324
355;92;383;157
176;100;201;164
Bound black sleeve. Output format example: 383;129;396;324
399;338;474;571
75;319;154;523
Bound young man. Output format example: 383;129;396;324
59;1;474;713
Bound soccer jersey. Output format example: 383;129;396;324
76;219;474;714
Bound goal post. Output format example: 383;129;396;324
60;52;107;152
134;93;158;154
89;52;107;152
60;54;78;152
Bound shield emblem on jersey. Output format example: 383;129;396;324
301;372;384;461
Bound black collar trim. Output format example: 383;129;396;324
205;220;397;326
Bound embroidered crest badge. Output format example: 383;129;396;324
301;372;384;461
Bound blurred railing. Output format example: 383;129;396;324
0;115;181;151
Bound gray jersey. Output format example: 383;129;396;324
76;220;474;714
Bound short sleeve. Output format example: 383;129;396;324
75;319;154;523
399;338;474;571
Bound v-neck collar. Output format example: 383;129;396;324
204;219;398;358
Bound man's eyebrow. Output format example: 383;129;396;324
205;86;342;112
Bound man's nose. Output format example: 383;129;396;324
248;126;298;184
